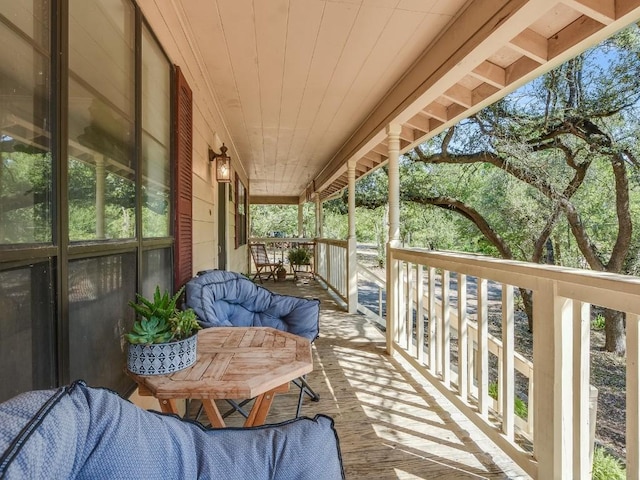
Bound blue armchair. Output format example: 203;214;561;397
0;381;344;479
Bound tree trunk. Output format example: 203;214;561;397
519;288;534;332
603;308;626;355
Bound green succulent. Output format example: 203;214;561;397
129;285;184;321
125;286;200;345
125;315;173;344
169;309;201;341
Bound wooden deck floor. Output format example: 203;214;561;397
198;277;531;479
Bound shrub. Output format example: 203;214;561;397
592;446;625;480
591;314;606;330
488;382;528;420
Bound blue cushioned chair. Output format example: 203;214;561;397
0;381;344;479
185;270;321;418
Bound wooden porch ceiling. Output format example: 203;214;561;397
148;0;640;204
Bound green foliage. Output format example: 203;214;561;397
125;286;200;345
250;204;315;238
288;247;311;266
125;315;173;344
169;309;201;341
591;314;606;330
488;382;528;420
592;446;625;480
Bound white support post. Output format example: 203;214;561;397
385;123;402;355
534;279;573;479
315;194;323;238
297;203;304;238
95;155;106;239
347;159;358;314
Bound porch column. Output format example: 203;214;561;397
347;159;358;314
385;123;402;355
297;203;304;237
534;280;574;478
95;155;106;239
315;195;323;238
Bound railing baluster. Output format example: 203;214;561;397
406;262;414;354
502;284;514;440
627;313;640;479
441;270;450;386
428;266;436;373
398;263;406;346
572;300;590;479
416;264;425;364
478;277;489;418
458;273;468;401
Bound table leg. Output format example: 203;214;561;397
201;399;226;428
244;383;289;427
158;398;179;415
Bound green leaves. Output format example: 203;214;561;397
129;286;183;322
125;286;200;345
125;316;173;344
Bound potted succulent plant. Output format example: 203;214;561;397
125;286;201;375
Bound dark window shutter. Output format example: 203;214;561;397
173;66;193;291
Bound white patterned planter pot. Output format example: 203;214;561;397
127;335;197;375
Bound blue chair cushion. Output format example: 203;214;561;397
185;270;320;341
0;380;344;479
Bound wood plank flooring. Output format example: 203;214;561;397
192;277;531;479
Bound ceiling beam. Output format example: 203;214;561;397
472;83;500;105
561;0;615;24
405;113;432;132
400;125;415;143
509;28;548;63
423;102;449;122
443;84;473;108
505;56;541;84
549;15;604;59
470;61;506;88
250;195;300;205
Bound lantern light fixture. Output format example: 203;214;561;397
209;143;231;183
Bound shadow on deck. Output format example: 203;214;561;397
199;277;531;479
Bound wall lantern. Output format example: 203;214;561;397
209;143;231;183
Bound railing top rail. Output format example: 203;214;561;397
316;238;349;248
391;247;640;314
249;237;315;244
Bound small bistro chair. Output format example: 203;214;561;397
250;243;280;283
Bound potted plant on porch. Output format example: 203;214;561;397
287;247;312;280
125;286;201;375
276;261;287;281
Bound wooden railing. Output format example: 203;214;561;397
315;238;349;302
386;247;640;479
357;261;534;437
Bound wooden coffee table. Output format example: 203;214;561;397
128;327;313;427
